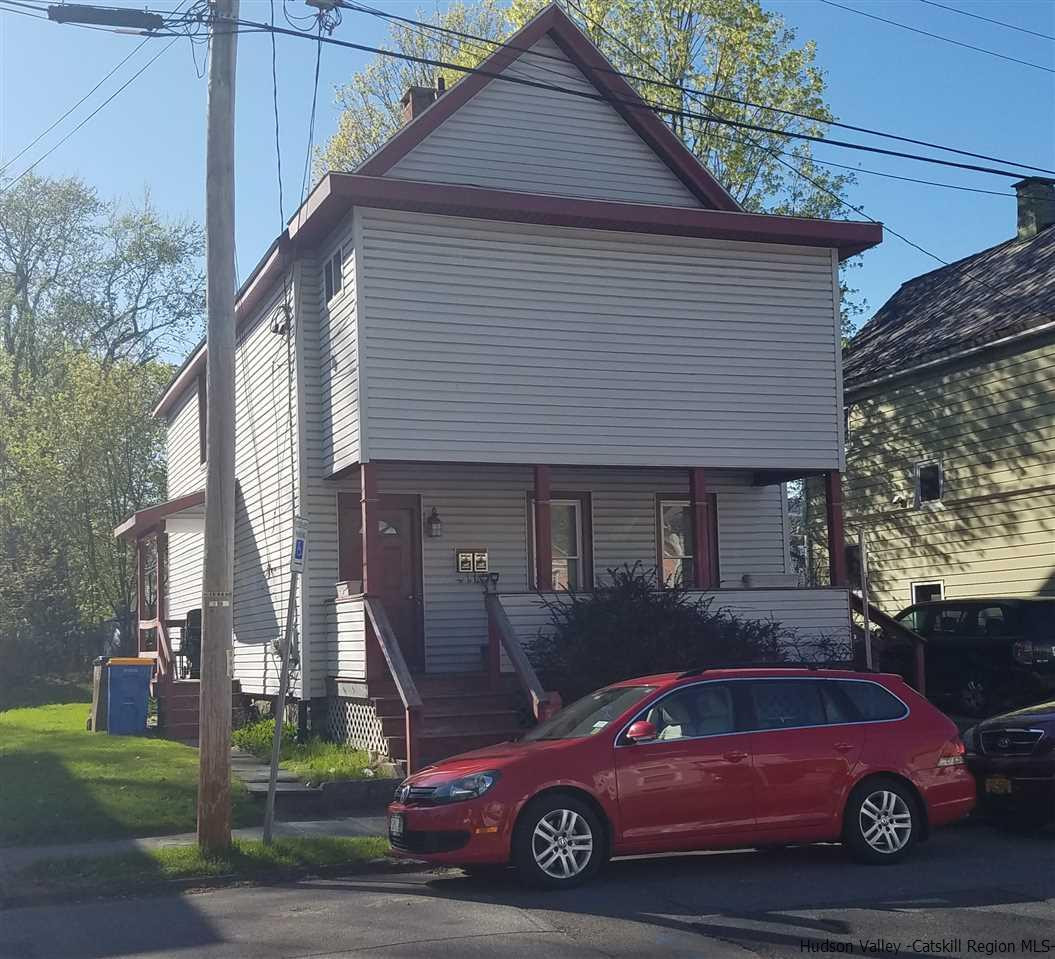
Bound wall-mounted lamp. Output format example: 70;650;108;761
426;507;443;538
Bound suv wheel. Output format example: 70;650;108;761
844;778;919;864
512;794;604;888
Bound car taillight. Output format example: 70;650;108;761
1012;641;1034;664
937;737;966;767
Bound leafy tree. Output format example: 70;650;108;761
0;174;201;689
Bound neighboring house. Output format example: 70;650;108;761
114;5;881;769
843;177;1055;615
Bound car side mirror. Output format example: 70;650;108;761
626;720;657;744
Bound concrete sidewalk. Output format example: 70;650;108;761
0;815;388;874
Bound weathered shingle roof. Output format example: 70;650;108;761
843;224;1055;391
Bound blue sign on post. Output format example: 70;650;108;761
291;517;307;573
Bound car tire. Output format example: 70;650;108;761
512;793;606;889
844;777;920;865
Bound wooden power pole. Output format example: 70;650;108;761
198;0;239;854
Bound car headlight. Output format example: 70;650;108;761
432;771;501;803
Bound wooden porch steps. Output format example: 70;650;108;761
156;678;242;742
368;673;528;769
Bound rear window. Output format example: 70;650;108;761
838;681;908;722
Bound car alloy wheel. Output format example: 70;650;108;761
531;808;594;879
858;789;913;855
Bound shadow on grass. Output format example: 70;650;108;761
0;704;257;847
0;676;92;712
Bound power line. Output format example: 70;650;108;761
819;0;1055;74
340;0;1055;178
916;0;1055;43
1;0;191;177
1;36;178;192
217;14;1040;182
786;153;1014;197
564;0;1022;311
269;0;284;226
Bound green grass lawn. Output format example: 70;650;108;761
0;703;258;847
233;718;372;782
3;836;392;902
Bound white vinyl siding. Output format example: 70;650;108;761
343;463;789;673
318;213;361;475
229;282;300;696
387;36;701;207
357;209;842;470
166;386;205;498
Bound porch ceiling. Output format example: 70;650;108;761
113;489;205;541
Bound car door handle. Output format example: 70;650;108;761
834;743;855;753
723;750;748;763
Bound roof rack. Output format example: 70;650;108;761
676;661;850;679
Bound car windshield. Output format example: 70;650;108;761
521;685;657;742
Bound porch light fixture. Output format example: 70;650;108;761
426;507;443;538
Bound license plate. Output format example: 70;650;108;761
389;813;404;837
985;776;1012;796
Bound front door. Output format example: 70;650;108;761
614;681;757;852
375;498;424;671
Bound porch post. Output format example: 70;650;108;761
689;468;715;590
360;463;381;594
825;470;848;587
135;538;144;656
534;465;553;591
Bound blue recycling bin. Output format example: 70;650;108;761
106;658;153;735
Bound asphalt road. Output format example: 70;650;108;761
3;819;1052;959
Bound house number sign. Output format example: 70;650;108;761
456;549;488;573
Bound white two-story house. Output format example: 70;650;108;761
115;5;881;770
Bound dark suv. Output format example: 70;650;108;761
891;598;1055;717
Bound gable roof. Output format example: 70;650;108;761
355;4;740;212
843;225;1055;393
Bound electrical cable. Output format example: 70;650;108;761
819;0;1055;74
916;0;1055;42
338;0;1055;178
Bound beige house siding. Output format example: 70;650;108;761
844;334;1055;611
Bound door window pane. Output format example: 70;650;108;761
978;605;1011;640
644;683;735;740
747;680;825;730
660;502;694;588
931;606;973;636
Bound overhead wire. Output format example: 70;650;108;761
915;0;1055;42
818;0;1055;74
337;0;1055;178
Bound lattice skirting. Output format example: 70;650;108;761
327;697;388;756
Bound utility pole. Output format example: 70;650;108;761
198;0;240;854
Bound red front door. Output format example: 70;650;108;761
614;681;756;852
375;499;424;671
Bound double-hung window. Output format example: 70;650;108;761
658;498;719;588
529;493;592;592
324;248;343;303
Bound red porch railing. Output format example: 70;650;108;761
484;592;562;721
364;596;424;773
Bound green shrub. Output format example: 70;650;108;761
527;564;791;702
231;718;371;782
232;718;296;759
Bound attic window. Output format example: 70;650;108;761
324;248;343;303
915;462;942;506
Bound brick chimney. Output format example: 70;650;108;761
401;85;437;125
1013;177;1055;239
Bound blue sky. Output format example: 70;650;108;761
1;0;1053;342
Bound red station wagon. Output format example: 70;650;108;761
388;667;975;887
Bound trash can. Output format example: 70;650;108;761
106;658;153;735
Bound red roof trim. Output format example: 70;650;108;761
290;173;881;257
355;5;738;212
114;490;205;541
